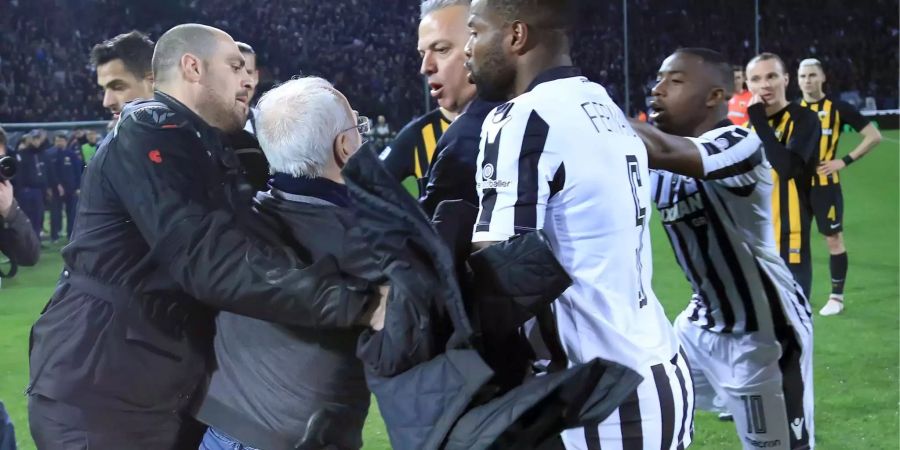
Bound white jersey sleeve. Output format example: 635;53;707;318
472;103;561;242
687;126;766;188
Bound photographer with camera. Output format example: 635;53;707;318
0;127;40;273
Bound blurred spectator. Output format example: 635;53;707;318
12;132;48;237
45;133;66;243
80;129;100;163
373;115;392;150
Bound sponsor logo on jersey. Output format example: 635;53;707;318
744;437;782;448
479;162;510;188
822;129;833;136
659;192;705;223
482;163;495;180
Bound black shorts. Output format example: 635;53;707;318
810;183;844;236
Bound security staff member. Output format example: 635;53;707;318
12;132;48;237
55;139;85;240
45;134;67;243
27;24;386;450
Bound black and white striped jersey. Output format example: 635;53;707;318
651;123;813;336
471;66;680;372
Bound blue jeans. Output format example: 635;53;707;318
200;427;260;450
0;401;16;450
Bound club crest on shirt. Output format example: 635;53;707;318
818;110;828;119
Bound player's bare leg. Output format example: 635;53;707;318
821;232;847;316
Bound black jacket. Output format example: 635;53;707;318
420;98;500;217
0;198;40;268
28;92;377;421
342;148;642;450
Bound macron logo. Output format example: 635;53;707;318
790;418;804;440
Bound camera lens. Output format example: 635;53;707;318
0;155;17;181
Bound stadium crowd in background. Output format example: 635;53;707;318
0;0;896;448
0;0;897;127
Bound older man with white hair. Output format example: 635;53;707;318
193;77;379;450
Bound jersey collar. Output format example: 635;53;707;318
714;119;733;129
525;66;582;93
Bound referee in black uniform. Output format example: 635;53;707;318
798;58;883;316
746;53;821;299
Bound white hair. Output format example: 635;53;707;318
799;58;823;70
255;77;351;178
420;0;470;19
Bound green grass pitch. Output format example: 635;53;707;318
1;131;896;449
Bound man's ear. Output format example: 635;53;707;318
510;21;529;54
181;53;202;82
707;87;726;107
334;132;351;167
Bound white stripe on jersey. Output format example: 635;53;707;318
651;125;812;336
472;70;680;372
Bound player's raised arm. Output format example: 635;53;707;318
631;119;704;177
633;119;763;183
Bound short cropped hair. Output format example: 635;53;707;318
152;24;222;84
420;0;470;19
676;47;735;97
487;0;576;30
90;31;155;79
747;52;787;74
255;77;352;178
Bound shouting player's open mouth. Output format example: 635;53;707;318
648;101;665;120
429;82;443;98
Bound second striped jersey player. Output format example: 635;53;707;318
639;48;814;449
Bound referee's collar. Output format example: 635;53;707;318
525;66;582;93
